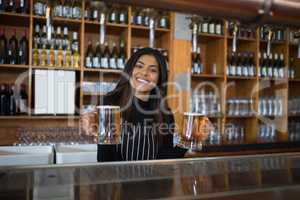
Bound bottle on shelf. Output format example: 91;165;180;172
0;0;5;11
85;40;93;68
101;41;110;68
34;0;46;16
0;84;8;115
279;53;285;78
72;0;81;19
288;57;296;79
108;6;117;23
53;0;63;17
109;42;117;69
0;28;7;64
118;7;127;24
8;29;18;65
62;27;69;50
41;25;47;48
63;0;72;18
191;47;202;74
40;43;47;66
84;1;92;20
71;31;79;53
17;83;28;115
5;0;16;12
33;24;41;49
48;43;55;67
16;0;28;13
143;8;150;27
117;40;126;69
32;43;39;66
64;44;72;67
56;44;63;67
8;84;16;115
55;26;62;50
158;11;168;29
72;46;80;68
93;41;101;68
18;30;28;65
260;52;267;77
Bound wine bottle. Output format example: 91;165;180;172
279;53;285;78
84;1;92;20
72;0;81;19
191;51;198;74
261;52;267;77
33;24;40;49
48;43;55;67
117;40;126;69
9;84;16;115
0;84;6;115
71;32;79;53
72;47;80;68
56;44;63;67
40;43;47;66
236;53;242;76
109;6;117;23
53;0;63;17
32;43;39;66
109;42;117;69
41;25;47;48
64;44;72;67
5;0;15;12
0;28;7;64
119;7;127;24
8;29;18;64
267;53;273;78
62;27;69;50
18;84;27;114
101;41;110;68
93;42;101;68
55;26;62;50
17;0;27;13
34;0;45;16
0;0;5;11
18;30;28;65
85;40;93;68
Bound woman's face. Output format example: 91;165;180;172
130;54;160;94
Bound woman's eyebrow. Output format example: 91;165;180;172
136;61;145;65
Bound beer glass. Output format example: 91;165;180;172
178;113;213;151
97;106;122;144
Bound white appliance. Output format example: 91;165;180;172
33;70;76;115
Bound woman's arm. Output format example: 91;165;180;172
80;96;121;162
157;111;187;159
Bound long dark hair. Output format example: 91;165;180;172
104;47;172;139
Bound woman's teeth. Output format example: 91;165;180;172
137;78;150;84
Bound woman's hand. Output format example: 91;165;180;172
80;109;98;137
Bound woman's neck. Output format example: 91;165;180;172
134;92;150;102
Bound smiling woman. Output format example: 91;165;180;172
81;47;188;162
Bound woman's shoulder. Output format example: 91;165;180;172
102;94;120;106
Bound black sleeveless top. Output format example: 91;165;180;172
97;95;187;162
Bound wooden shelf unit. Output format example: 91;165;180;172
0;1;298;154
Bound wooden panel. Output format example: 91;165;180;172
170;39;191;133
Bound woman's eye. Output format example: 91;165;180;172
150;68;158;73
135;64;143;69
